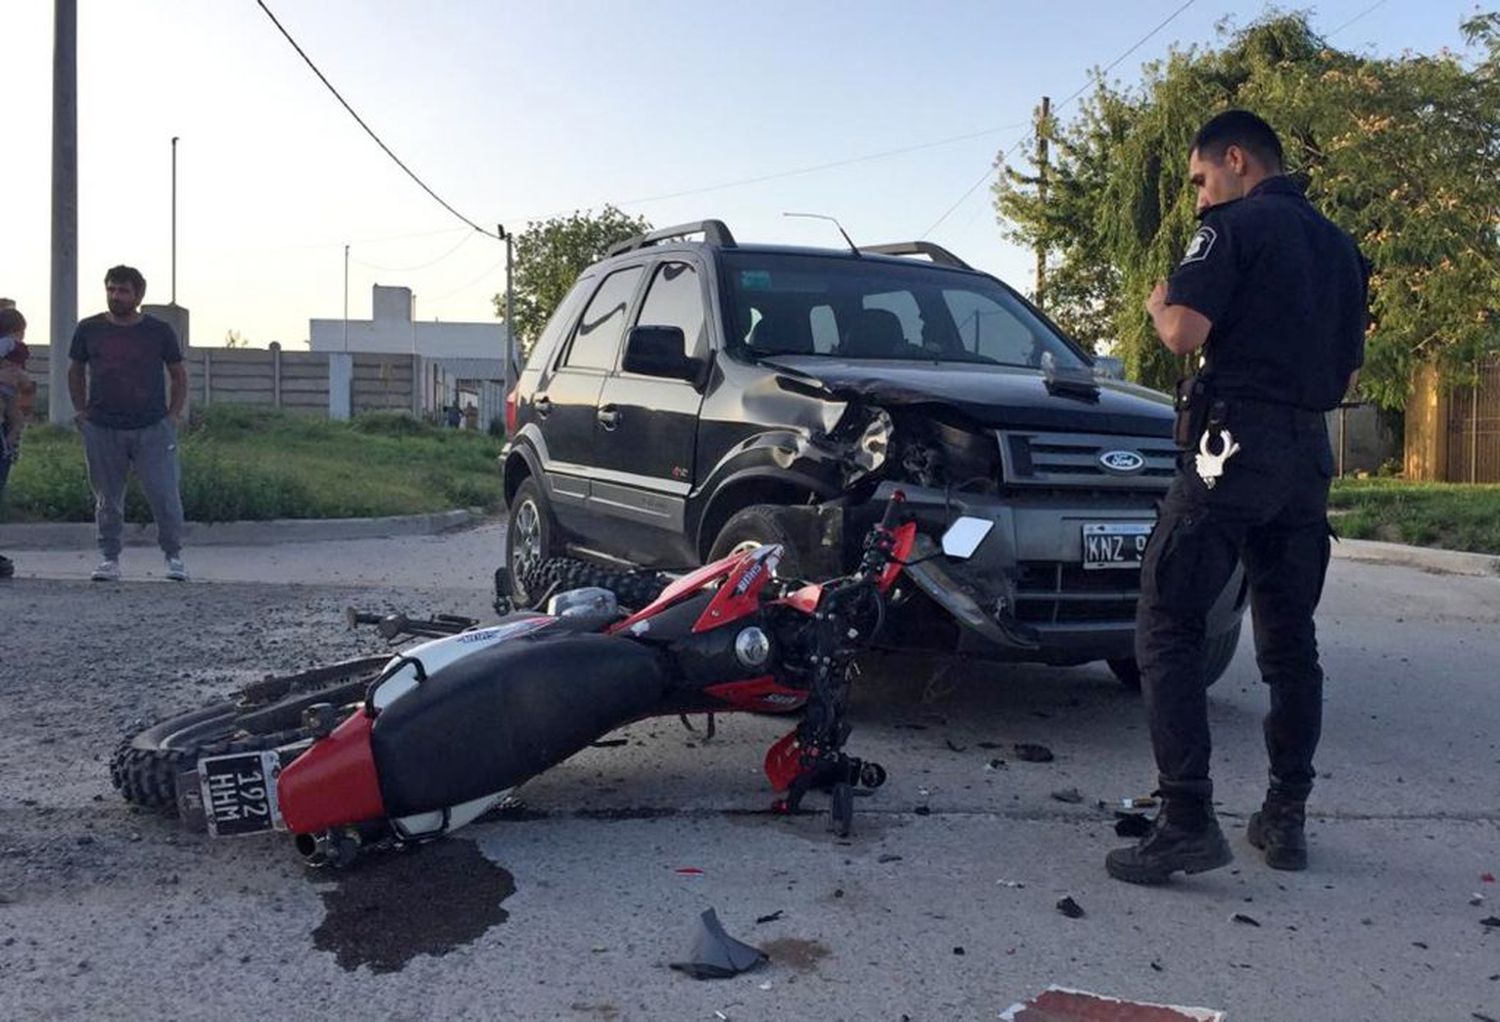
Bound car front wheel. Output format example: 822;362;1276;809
1107;619;1242;692
707;504;803;580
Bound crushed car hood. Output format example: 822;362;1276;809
761;356;1174;437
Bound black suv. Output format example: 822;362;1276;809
500;221;1245;685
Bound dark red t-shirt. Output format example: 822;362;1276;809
69;314;183;429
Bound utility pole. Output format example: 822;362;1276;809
171;136;179;304
1034;95;1051;312
342;244;349;351
498;224;514;403
50;0;78;426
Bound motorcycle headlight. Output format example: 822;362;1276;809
734;627;772;668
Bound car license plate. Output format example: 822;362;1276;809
197;750;283;837
1082;522;1153;570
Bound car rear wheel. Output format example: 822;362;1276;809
707;505;803;580
507;478;558;603
1107;619;1242;692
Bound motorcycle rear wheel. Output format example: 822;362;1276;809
110;654;391;812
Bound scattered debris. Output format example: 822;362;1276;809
1013;742;1055;763
714;1012;728;1021
1411;941;1428;950
914;806;932;816
1473;1013;1498;1022
1480;915;1500;929
669;908;768;980
953;946;966;955
985;759;1006;771
1000;987;1224;1021
590;945;609;953
1471;893;1486;907
977;741;1004;750
590;738;629;747
754;911;783;925
1483;872;1496;884
1050;787;1084;804
996;879;1026;889
1150;961;1164;972
896;722;929;731
758;981;773;991
674;867;705;878
877;854;903;864
1121;795;1159;809
1114;813;1153;838
1055;897;1085;919
944;738;967;753
1232;913;1262;927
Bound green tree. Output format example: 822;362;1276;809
996;13;1500;406
492;206;652;358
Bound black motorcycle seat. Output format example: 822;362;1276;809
371;632;667;817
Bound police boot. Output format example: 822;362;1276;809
1246;792;1308;871
1105;797;1232;885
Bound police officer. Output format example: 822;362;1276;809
1106;110;1368;884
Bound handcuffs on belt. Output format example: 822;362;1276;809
1175;375;1240;489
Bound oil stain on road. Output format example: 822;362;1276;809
311;839;515;973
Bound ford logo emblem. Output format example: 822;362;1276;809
1099;449;1146;473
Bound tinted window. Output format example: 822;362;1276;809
530;276;594;369
720;253;1084;369
637;261;707;361
565;266;643;370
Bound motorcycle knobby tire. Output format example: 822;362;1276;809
109;654;391;813
516;557;671;614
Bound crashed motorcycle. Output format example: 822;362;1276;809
110;496;918;865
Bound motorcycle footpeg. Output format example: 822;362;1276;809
858;761;887;790
301;702;340;739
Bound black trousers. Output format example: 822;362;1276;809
1135;405;1335;805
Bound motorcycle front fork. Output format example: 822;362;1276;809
772;749;887;837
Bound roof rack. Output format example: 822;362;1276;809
857;241;971;270
606;219;737;258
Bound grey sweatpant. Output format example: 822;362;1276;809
81;418;185;560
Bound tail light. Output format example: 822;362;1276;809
505;388;518;437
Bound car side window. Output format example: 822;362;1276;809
942;289;1040;366
636;261;707;361
532;276;594;370
565;266;644;370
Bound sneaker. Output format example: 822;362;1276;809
91;559;121;582
1247;795;1309;871
165;556;189;582
1105;807;1233;885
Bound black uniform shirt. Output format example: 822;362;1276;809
1166;176;1368;412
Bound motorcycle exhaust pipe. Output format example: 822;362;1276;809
295;829;360;868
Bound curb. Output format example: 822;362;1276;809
1330;537;1500;577
0;508;478;550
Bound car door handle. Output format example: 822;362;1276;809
597;406;621;430
534;395;552;418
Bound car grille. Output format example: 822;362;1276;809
1014;561;1141;625
999;430;1177;491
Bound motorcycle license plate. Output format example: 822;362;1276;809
197;750;283;837
1082;523;1152;570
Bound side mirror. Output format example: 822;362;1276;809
1092;355;1126;381
623;325;701;383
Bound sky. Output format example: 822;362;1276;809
1;0;1483;353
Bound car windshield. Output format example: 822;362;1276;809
719;252;1087;370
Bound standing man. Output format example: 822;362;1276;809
68;265;191;582
1105;111;1367;884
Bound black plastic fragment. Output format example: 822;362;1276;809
590;738;629;747
669;908;768;980
1050;787;1083;804
755;910;784;925
1056;896;1085;919
944;738;966;752
1013;742;1055;763
1114;812;1153;838
1481;915;1500;928
1232;913;1262;927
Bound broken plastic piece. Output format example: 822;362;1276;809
1013;742;1054;763
1050;787;1084;804
755;910;784;925
1001;987;1224;1021
1232;913;1262;927
1481;915;1500;929
1483;872;1496;883
1055;896;1085;919
674;867;705;877
669;908;769;980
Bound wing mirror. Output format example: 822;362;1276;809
1092;355;1126;380
624;326;703;385
940;516;993;560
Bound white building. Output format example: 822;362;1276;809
309;284;513;384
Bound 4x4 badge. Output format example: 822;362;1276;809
1099;450;1146;473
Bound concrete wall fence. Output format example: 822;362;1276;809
25;346;497;427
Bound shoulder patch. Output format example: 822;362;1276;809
1180;226;1218;265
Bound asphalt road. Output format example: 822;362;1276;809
2;526;1497;1020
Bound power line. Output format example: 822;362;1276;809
423;253;510;306
1327;0;1389;39
254;0;500;241
920;0;1201;238
351;231;475;273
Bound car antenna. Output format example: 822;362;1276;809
783;212;860;256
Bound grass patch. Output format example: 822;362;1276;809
1329;478;1500;555
1;406;505;523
